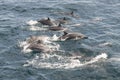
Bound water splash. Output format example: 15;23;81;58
29;26;47;31
98;42;112;47
18;36;60;53
23;53;82;69
18;41;32;53
23;53;108;69
27;20;38;26
50;34;59;41
84;53;108;65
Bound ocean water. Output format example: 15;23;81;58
0;0;120;80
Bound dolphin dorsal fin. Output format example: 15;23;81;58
47;17;50;21
58;23;62;27
37;40;42;44
63;31;68;35
71;11;74;15
63;17;66;20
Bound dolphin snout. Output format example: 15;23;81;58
83;36;88;39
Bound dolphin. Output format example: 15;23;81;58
68;11;74;16
27;42;50;52
57;17;68;24
64;11;80;18
58;31;88;41
49;24;67;31
69;11;80;18
26;36;51;52
38;17;54;26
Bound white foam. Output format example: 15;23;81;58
98;42;112;47
93;17;103;21
27;20;38;26
29;26;47;31
71;23;85;27
109;58;120;62
50;34;59;41
94;53;108;59
84;53;108;65
90;17;104;23
23;53;82;69
18;41;32;53
26;20;49;31
23;53;108;69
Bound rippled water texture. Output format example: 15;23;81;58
0;0;120;80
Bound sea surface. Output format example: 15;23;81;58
0;0;120;80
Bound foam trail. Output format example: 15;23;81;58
27;20;38;26
93;53;108;59
98;42;112;47
23;53;108;69
23;53;82;69
84;53;108;65
29;26;47;31
109;58;120;62
71;23;85;27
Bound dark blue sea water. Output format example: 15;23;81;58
0;0;120;80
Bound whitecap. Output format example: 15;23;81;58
26;20;38;26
